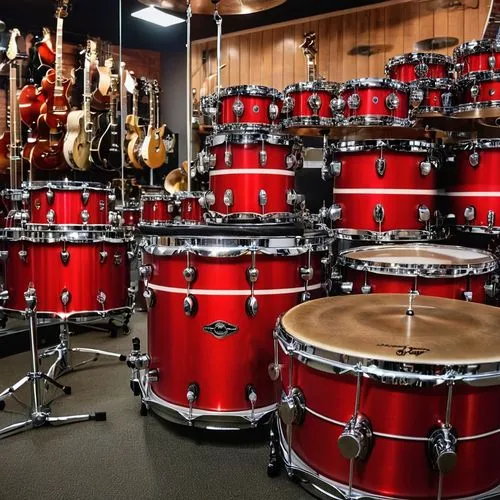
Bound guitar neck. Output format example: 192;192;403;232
148;85;154;129
54;16;64;96
9;64;21;187
83;56;92;131
155;92;160;130
132;91;138;118
307;58;316;82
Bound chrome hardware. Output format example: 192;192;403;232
464;205;476;222
223;189;234;208
410;88;424;108
18;250;28;263
361;284;372;294
415;62;429;78
469;151;480;167
100;251;108;264
245;295;258;317
0;251;8;261
307;93;322;114
22;190;29;202
224;150;233;167
143;288;156;309
487;210;495;228
338;415;373;460
81;209;90;224
484;282;497;298
470;84;480;101
463;290;473;302
279;388;306;426
232;97;244;118
300;267;313;282
258;189;268;208
385;92;400;110
99;200;105;211
108;193;116;204
139;265;152;282
341;282;353;294
489;55;496;70
208;153;216;168
329;97;345;113
199;191;215;209
60;249;70;265
108;211;119;226
455;62;464;74
406;290;419;316
318;204;329;222
46;189;54;205
373;204;384;224
268;102;279;121
285;154;297;170
203;320;239;339
419;160;432;176
246;384;257;414
286;191;305;208
81;190;90;205
46;209;55;225
328;204;342;222
268;362;280;381
300;291;311;303
60;289;71;307
429;426;458;474
147;369;159;383
113;253;122;265
0;289;9;302
184;294;198;316
128;352;151;370
418;204;431;223
375;157;386;177
347;93;361;110
186;382;200;424
259;149;268;167
97;291;106;305
246;267;259;284
282;96;295;114
127;250;135;261
330;160;342;177
183;266;197;283
442;92;453;109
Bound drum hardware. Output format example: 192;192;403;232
186;382;200;425
373;203;385;226
307;93;321;114
18;248;27;263
329;96;345;113
259;144;268;167
406;289;419;316
415;62;429;79
464;205;476;222
328;204;342;223
183;253;198;316
487;210;495;228
60;245;70;265
258;189;268;212
223;189;234;210
46;208;55;225
375;154;386;177
46;188;54;205
224;147;232;167
246;250;259;317
286;191;305;210
469;149;479;166
199;191;215;210
278;388;306;426
246;384;258;427
347;93;360;110
0;287;107;440
385;92;400;110
232;97;244;118
114;253;122;265
338;414;373;460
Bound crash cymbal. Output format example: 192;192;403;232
138;0;286;14
164;166;187;193
281;294;500;365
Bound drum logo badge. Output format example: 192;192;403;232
203;321;239;339
377;343;430;357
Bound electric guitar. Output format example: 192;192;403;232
138;80;166;169
28;27;55;84
300;31;318;81
91;40;113;111
125;75;144;170
63;39;97;170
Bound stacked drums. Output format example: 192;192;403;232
130;84;331;429
0;180;133;320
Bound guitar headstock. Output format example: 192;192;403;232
6;28;21;61
300;32;317;61
86;39;97;65
55;0;71;19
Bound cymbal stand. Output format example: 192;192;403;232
0;287;106;440
186;0;193;192
214;5;222;97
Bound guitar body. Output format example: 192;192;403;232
0;131;10;173
141;125;166;169
63;110;91;171
127;133;143;170
97;121;121;171
91;67;111;111
36;39;56;66
30;114;67;171
125;115;143;170
18;84;45;129
39;69;73;128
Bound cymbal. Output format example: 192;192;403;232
138;0;286;15
164;167;187;193
281;294;500;365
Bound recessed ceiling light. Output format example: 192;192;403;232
131;6;185;28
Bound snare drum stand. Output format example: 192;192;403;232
0;287;106;439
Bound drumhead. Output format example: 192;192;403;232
280;294;500;365
338;244;497;276
454;39;500;58
218;85;281;98
342;78;408;92
23;180;111;192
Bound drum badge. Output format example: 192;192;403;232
203;321;239;339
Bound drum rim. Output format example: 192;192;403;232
337;243;497;276
333;138;435;153
385;52;453;70
206;131;299;146
22;180;112;192
341;78;409;92
218;85;281;98
456;224;500;235
456;138;500;150
454;100;500;114
141;192;177;201
116;205;141;212
409;77;455;90
281;116;337;128
457;70;500;83
214;123;281;134
343;115;412;127
177;190;205;200
208;211;302;224
284;80;340;94
334;228;447;241
454;38;500;58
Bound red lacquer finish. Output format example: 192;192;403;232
39;68;72;128
278;350;500;498
118;207;141;227
410;79;455;114
457;74;500;106
386;53;453;83
454;40;500;77
26;182;112;225
18;84;45;129
178;192;204;223
141;194;177;224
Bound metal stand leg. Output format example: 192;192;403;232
267;410;281;477
0;287;107;440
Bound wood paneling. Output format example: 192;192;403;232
192;0;491;93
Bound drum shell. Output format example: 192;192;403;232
119;207;141;227
145;249;325;412
388;62;451;83
141;197;177;224
3;238;130;315
219;93;280;129
179;194;204;223
454;40;500;77
457;75;500;105
278;351;500;498
284;89;334;120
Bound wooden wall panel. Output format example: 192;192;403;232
192;0;491;93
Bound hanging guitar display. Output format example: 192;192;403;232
125;74;144;170
91;39;113;112
28;27;55;84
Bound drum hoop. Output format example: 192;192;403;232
218;85;281;98
457;138;500;150
141;193;176;202
337;243;497;276
458;71;500;83
410;78;455;90
454;39;500;58
281;116;336;129
284;81;340;94
454;101;500;114
116;206;141;212
341;78;408;92
177;191;205;200
276;324;500;386
334;228;447;241
207;132;298;147
22;180;111;192
1;189;25;200
343;116;412;127
334;139;435;153
386;52;453;69
214;123;280;134
456;225;500;235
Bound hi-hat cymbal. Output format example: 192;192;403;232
138;0;286;15
281;294;500;365
164;166;187;193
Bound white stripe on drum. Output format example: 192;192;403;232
443;191;500;197
333;188;439;195
210;169;295;177
148;283;322;295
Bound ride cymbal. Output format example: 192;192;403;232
164;167;187;193
138;0;286;15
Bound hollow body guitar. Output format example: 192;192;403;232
125;75;144;170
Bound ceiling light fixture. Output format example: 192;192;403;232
131;6;185;28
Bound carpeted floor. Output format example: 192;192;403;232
0;313;308;500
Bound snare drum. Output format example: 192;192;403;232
455;72;500;116
336;243;497;302
117;203;141;228
272;294;500;499
133;229;330;429
205;132;303;217
454;39;500;78
2;226;133;318
327;140;439;234
282;81;340;128
409;78;455;116
176;191;205;224
23;181;113;226
339;78;410;126
140;192;177;225
385;52;453;82
217;85;281;132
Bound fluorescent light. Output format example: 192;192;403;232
131;6;185;28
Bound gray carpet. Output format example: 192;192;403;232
0;313;307;500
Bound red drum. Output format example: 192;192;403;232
455;72;500;116
281;81;340;128
336;243;497;303
176;191;205;224
217;85;282;132
327;139;439;234
446;139;500;230
206;132;303;218
23;181;113;226
409;78;455;116
117;204;141;228
385;52;453;82
454;39;500;78
1;226;132;318
272;294;500;499
131;230;330;428
339;78;410;126
140;192;177;225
